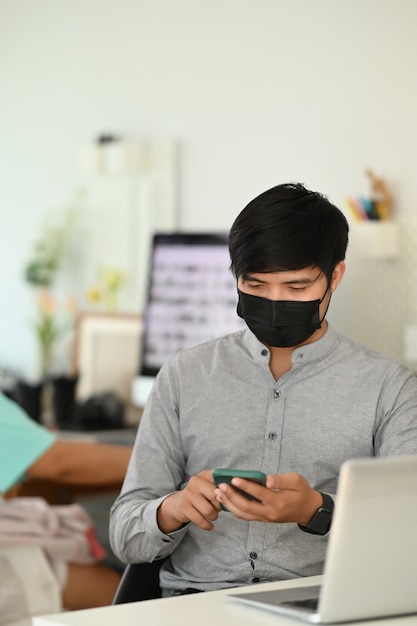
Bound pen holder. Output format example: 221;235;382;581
349;222;399;260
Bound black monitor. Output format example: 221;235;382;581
132;232;244;406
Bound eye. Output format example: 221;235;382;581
248;283;263;289
243;280;264;290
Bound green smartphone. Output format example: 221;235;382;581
212;468;266;511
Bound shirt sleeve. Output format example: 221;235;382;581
109;360;189;563
0;393;57;493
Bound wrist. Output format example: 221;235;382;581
298;490;323;526
157;493;185;534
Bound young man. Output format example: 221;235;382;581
0;392;132;609
110;182;417;596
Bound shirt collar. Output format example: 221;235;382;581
241;324;339;365
291;323;339;365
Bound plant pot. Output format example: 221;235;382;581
15;381;44;423
51;375;79;430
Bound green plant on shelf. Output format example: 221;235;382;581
24;207;77;288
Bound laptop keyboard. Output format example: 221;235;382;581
283;597;319;611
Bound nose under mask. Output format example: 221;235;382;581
237;287;330;348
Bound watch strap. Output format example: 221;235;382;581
298;492;334;536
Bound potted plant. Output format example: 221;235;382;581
18;205;79;425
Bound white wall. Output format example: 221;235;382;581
1;0;417;377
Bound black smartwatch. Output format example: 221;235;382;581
298;492;334;536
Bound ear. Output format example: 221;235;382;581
330;261;345;292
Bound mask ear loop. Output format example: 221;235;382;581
319;281;332;325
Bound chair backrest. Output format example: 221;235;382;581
112;559;165;604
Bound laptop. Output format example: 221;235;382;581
230;455;417;623
131;232;244;407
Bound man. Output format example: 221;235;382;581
0;392;132;609
110;182;417;595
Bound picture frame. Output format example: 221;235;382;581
74;312;143;415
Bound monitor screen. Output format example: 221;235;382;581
139;232;245;377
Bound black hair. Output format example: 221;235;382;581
229;182;349;281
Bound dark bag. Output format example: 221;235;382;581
74;392;124;431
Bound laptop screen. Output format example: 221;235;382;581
138;232;245;379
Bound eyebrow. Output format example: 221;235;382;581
241;271;322;285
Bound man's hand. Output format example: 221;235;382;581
214;472;322;525
157;469;221;533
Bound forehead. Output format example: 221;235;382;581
240;267;323;284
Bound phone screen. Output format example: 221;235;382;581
212;468;266;510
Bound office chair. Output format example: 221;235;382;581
112;559;165;604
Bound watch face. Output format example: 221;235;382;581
299;493;334;535
309;508;332;535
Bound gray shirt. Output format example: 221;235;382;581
109;325;417;592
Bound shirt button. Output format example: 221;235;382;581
261;349;268;356
273;389;281;398
249;551;258;559
268;431;278;440
252;577;260;583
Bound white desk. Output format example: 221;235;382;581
32;575;417;626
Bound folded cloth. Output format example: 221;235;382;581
0;545;62;626
0;497;106;565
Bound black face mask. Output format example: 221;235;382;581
237;286;330;348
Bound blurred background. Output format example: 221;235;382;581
2;0;417;419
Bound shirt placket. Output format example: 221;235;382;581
244;373;287;583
